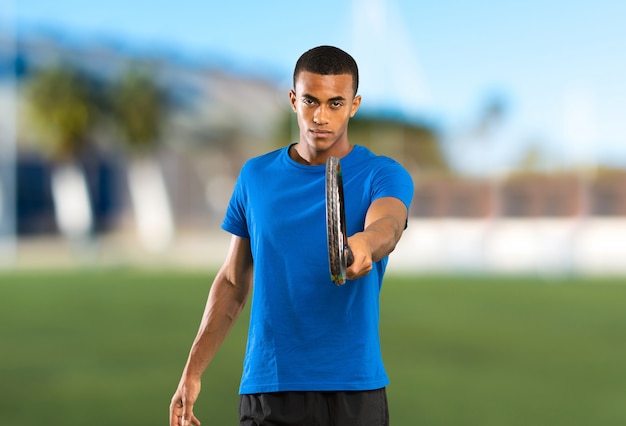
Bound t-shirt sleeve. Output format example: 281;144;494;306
371;158;414;210
221;170;250;239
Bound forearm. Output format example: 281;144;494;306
358;215;404;262
181;272;250;381
346;197;408;279
356;196;408;260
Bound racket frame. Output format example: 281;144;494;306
325;156;353;285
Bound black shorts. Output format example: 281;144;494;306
239;388;389;426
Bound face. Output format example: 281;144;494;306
289;71;361;159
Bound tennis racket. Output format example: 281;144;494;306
325;156;354;285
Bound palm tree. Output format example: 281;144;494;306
110;66;174;252
24;64;99;245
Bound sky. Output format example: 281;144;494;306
4;0;626;174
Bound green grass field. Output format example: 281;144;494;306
1;270;625;425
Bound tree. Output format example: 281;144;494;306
110;66;174;252
110;67;165;153
349;115;449;174
24;64;100;246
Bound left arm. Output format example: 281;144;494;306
346;196;408;280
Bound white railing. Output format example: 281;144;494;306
390;218;626;276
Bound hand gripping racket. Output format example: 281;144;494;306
325;156;354;285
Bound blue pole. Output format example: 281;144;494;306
0;0;17;266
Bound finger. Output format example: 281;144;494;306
182;404;201;426
345;246;354;267
181;412;201;426
169;398;183;426
347;258;372;279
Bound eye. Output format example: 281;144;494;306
331;101;344;109
302;98;316;106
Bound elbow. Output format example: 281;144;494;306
218;265;253;304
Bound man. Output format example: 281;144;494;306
170;45;413;426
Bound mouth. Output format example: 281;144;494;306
310;129;332;137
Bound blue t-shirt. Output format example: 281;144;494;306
222;144;414;394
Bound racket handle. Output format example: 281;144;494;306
345;246;354;267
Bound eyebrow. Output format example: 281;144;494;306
302;93;348;102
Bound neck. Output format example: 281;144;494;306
289;142;352;166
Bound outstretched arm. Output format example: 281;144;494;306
346;196;408;280
169;235;253;426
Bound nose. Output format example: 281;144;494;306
313;106;328;125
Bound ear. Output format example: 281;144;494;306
350;95;362;118
289;90;297;112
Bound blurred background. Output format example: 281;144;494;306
1;0;625;274
2;1;626;426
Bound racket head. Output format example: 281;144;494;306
325;156;353;285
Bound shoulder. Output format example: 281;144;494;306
347;145;414;205
239;146;287;175
348;145;410;175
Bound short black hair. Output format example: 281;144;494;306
293;46;359;96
